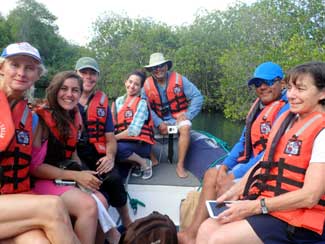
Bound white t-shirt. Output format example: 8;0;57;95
310;129;325;163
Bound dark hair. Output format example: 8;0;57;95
126;69;147;87
46;71;83;141
285;62;325;105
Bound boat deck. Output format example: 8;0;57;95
110;130;228;226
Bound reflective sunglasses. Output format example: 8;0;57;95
149;63;166;72
254;78;279;88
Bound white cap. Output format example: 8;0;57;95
1;42;42;63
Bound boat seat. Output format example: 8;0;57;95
154;133;178;164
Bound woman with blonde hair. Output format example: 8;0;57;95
0;42;79;244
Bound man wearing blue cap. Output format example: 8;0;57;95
178;61;289;244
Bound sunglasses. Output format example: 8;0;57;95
254;78;279;88
149;63;166;72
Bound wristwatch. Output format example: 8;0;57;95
260;198;269;214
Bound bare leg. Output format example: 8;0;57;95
126;152;147;168
176;125;191;178
0;194;79;244
196;218;263;244
61;189;98;244
93;191;121;244
150;151;159;166
117;205;132;228
1;229;50;244
178;168;219;244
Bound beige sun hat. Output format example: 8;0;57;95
144;52;173;71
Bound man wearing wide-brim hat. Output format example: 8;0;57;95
142;52;203;178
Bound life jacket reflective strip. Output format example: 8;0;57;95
0;100;32;194
35;106;81;160
243;111;325;234
144;72;188;118
84;91;108;154
112;96;154;145
237;98;286;163
0;90;15;151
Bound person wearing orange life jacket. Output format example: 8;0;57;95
0;42;79;244
75;57;132;230
196;61;325;244
178;61;289;244
142;53;203;178
112;70;154;180
31;71;117;244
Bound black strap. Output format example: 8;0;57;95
168;134;174;164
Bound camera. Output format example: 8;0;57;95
168;125;178;134
160;105;170;116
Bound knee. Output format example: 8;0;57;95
203;168;218;187
178;125;190;136
197;219;215;242
95;192;109;209
42;196;70;224
30;236;51;244
79;195;98;218
14;230;51;244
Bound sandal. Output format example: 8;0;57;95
142;159;153;180
131;166;142;177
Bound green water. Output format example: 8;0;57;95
192;112;244;147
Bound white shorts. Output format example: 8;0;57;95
176;119;192;128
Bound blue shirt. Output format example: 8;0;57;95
141;72;203;127
223;90;289;179
114;95;149;136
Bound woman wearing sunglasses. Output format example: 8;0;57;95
196;62;325;244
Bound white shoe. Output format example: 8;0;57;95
142;159;153;180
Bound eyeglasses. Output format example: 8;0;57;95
149;63;166;72
254;79;279;88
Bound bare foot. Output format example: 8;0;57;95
178;230;196;244
176;166;189;178
150;152;159;167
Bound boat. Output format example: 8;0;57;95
109;130;230;228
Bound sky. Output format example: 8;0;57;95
1;0;254;46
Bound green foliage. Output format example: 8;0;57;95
89;13;180;98
1;0;324;120
4;0;86;96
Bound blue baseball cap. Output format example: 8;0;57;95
1;42;42;63
247;62;283;86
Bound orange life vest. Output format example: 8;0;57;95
112;96;154;145
237;98;286;163
244;111;325;234
0;90;15;151
144;72;188;118
83;91;109;154
35;106;81;163
0;100;32;194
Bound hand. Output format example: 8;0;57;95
215;200;259;224
216;180;241;203
158;122;168;135
175;112;187;123
216;165;228;182
96;154;114;174
74;170;101;192
217;174;235;197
